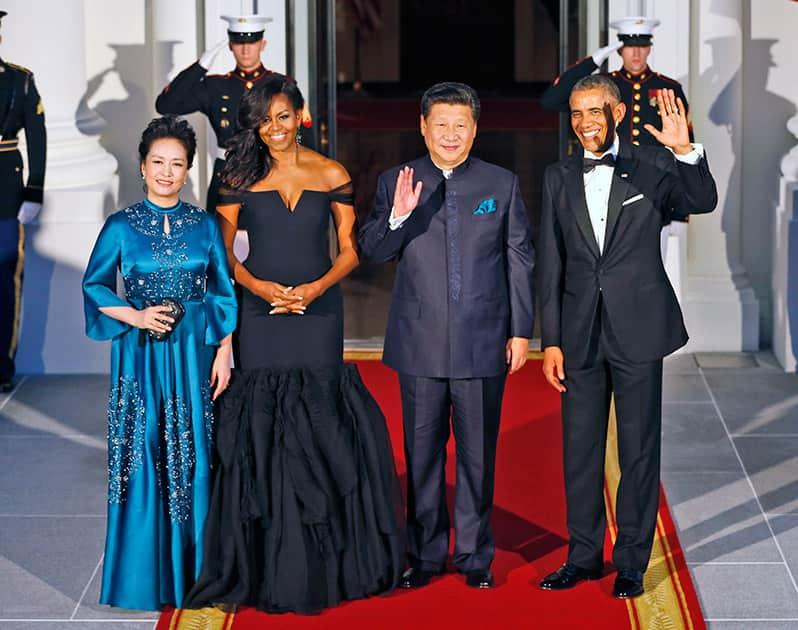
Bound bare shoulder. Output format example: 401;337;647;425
300;148;351;191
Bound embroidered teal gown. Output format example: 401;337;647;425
82;199;237;611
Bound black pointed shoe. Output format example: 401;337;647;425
613;568;644;599
399;567;437;589
0;379;13;394
539;563;602;590
465;569;494;589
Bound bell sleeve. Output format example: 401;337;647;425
204;215;238;346
82;214;132;341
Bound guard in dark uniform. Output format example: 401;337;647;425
541;16;692;148
0;10;46;392
155;14;312;213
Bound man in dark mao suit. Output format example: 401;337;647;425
537;74;717;599
359;82;535;590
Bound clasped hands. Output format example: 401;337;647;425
257;280;322;315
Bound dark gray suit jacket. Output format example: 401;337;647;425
358;155;536;378
538;139;718;367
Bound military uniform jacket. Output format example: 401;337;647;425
358;155;536;379
541;57;692;148
0;57;46;218
156;62;286;149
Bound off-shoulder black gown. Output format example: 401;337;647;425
185;183;404;615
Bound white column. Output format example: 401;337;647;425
151;0;205;203
682;0;759;352
4;0;119;373
772;116;798;371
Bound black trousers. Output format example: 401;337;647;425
561;300;663;572
0;219;23;382
398;372;506;573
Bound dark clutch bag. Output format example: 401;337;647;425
139;297;185;343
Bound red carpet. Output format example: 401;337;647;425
158;357;704;630
337;98;558;131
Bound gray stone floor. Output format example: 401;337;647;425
0;353;796;628
662;352;798;629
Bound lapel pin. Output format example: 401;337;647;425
621;173;628;178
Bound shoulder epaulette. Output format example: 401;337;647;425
206;73;229;79
6;62;32;75
656;72;682;87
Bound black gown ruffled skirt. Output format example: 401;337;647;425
185;184;405;614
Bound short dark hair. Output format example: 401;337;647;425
420;82;481;121
571;74;622;105
138;116;197;167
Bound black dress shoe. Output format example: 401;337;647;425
465;569;494;589
0;379;13;394
399;567;437;589
613;568;644;599
539;563;602;590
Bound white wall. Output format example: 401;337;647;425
741;2;798;345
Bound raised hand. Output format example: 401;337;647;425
643;88;692;154
392;166;423;218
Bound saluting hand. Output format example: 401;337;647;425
392;166;423;218
644;88;692;155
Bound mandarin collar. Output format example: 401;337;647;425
426;154;472;180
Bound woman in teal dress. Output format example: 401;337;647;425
82;116;237;611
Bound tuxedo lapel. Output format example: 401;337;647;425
603;141;638;255
563;157;600;259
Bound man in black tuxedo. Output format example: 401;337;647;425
537;75;716;598
359;82;535;590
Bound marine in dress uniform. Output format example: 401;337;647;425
155;14;311;213
541;16;693;149
0;10;46;392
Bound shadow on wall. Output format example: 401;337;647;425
18;186;117;374
75;42;201;211
790;188;798;367
705;32;795;344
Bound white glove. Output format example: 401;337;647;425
199;39;228;70
17;201;42;224
591;40;624;66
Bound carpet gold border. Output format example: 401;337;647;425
604;399;692;630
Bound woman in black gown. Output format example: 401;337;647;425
185;76;404;614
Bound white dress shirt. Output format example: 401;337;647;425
584;136;704;253
583;137;619;253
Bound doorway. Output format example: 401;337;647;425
308;0;594;341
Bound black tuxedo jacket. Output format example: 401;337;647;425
538;139;717;367
358;155;536;378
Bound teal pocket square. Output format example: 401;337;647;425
474;198;497;215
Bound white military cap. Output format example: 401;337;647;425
609;16;661;47
221;15;274;42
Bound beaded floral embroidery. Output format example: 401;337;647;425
107;376;146;504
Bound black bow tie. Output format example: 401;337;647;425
583;154;616;173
